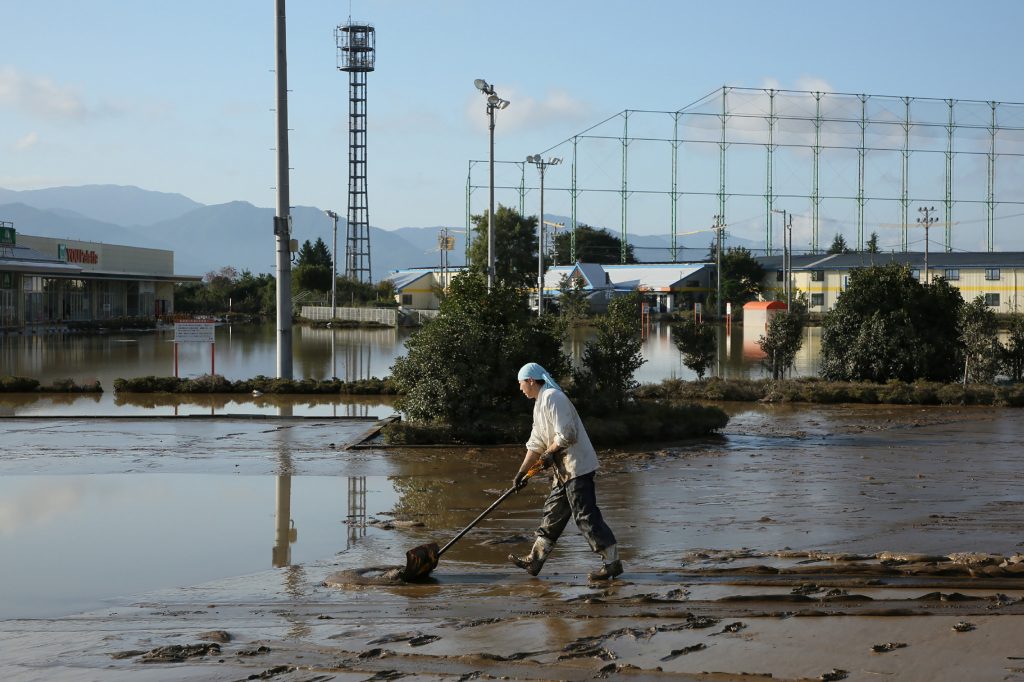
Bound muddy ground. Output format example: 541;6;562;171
2;403;1024;681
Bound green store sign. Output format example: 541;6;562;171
0;226;14;245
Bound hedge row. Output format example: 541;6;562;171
638;377;1024;406
0;376;103;393
382;401;729;447
112;374;397;395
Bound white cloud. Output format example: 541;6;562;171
465;87;590;133
13;131;38;151
0;65;88;119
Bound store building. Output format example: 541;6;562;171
0;224;199;331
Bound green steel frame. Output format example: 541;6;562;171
466;86;1024;263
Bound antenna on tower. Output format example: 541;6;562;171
335;19;375;284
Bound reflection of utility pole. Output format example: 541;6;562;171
272;475;297;567
347;476;367;548
272;405;296;568
713;214;725;320
917;206;938;284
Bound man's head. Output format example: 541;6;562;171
517;362;553;400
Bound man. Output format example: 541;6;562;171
509;362;623;581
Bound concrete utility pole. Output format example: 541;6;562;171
917;205;938;284
325;210;339;320
771;209;793;308
274;0;293;379
713;214;725;320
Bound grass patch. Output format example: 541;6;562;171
642;377;1024;406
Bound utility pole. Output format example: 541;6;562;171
772;208;794;308
917;206;938;284
273;0;293;379
713;214;725;321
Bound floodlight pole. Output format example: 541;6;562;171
325;210;339;320
528;155;562;316
772;208;792;308
713;214;724;320
475;79;509;292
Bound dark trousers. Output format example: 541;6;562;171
536;472;616;553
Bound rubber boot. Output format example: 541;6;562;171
588;544;623;581
509;537;552;576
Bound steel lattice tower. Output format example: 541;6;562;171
336;22;375;283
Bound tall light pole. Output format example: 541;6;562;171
917;205;938;284
527;155;561;316
771;208;793;309
474;78;509;292
324;210;339;320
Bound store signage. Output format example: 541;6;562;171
0;225;14;245
1;272;12;289
58;244;99;264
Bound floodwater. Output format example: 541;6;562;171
0;321;819;416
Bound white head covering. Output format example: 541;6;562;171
517;362;562;392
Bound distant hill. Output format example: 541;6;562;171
1;184;768;279
0;202;169;250
0;185;201;227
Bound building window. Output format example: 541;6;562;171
984;293;1000;307
811;270;825;282
944;268;960;281
986;268;1000;280
910;269;920;280
775;270;784;282
401;294;412;305
841;275;849;290
810;293;825;307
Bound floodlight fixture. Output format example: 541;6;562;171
474;78;493;94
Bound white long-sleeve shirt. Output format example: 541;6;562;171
525;386;599;484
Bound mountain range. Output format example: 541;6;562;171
0;185;744;280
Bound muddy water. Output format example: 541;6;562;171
0;322;821;415
3;404;1022;626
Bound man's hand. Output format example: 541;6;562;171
513;469;528;491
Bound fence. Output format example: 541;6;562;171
301;306;397;325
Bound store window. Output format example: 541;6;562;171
984;293;1000;307
810;293;825;307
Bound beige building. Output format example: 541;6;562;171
0;227;199;331
759;252;1024;314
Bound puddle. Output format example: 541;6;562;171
0;473;398;619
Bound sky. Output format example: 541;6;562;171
3;0;1024;247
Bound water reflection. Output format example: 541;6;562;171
1;322;828;416
347;476;367;548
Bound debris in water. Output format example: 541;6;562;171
953;621;975;632
819;669;848;681
871;642;907;653
660;643;707;661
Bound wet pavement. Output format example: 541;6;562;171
2;403;1024;681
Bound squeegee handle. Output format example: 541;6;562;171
437;460;545;558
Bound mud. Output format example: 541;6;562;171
3;403;1024;681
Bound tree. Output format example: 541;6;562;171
390;272;566;423
1003;313;1024;382
467;205;538;287
820;264;963;382
573;292;646;412
759;305;807;380
714;247;765;311
672;316;716;380
292;264;332;293
552;224;637;264
827;234;851;254
557;274;590;324
297;239;332;268
866;232;880;254
960;295;1001;385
